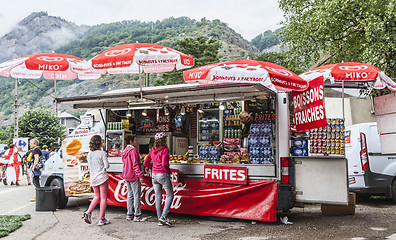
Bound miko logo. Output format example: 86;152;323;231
339;65;368;71
104;48;132;57
340;65;370;79
37;56;64;62
265;66;293;76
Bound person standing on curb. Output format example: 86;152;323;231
6;145;22;186
122;134;147;222
143;132;174;227
83;135;110;226
30;139;42;187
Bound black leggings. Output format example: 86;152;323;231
33;176;40;187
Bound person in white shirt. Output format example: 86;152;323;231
82;135;110;226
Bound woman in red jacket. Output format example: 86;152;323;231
122;134;146;222
143;132;174;226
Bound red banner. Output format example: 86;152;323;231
223;138;241;145
204;165;247;185
292;76;327;131
107;173;277;222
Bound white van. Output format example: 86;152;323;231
346;122;396;201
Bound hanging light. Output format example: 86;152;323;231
126;109;132;118
156;108;160;122
180;105;186;115
142;109;148;116
164;106;170;115
219;103;225;110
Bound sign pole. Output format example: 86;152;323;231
14;78;18;139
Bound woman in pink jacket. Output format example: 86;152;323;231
143;132;174;226
122;135;146;222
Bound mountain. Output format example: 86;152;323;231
0;12;88;62
0;12;277;126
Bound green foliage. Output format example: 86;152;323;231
158;36;222;85
18;108;66;148
0;126;12;144
251;28;283;52
0;214;31;237
0;77;55;116
279;0;396;79
57;17;202;59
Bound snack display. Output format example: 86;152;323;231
170;155;188;162
309;118;345;155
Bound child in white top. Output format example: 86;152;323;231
83;135;110;226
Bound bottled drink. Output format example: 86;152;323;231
251;124;255;135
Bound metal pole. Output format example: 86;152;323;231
14;78;18;139
139;65;143;99
342;80;345;121
54;77;58;117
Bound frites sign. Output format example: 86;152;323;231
204;165;247;185
292;76;327;131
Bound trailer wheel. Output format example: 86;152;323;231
50;178;69;209
391;179;396;203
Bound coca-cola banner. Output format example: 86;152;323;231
292;76;327;131
107;173;277;222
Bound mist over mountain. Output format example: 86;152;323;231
0;12;279;126
0;12;88;62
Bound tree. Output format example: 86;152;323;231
251;29;283;52
18;108;66;148
279;0;396;79
157;36;222;85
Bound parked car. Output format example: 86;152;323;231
346;122;396;201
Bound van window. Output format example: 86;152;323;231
369;125;381;153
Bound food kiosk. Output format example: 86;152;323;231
54;82;349;222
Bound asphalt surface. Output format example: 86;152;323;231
2;178;396;240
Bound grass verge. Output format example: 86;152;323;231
0;215;31;238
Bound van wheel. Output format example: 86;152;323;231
391;179;396;202
50;178;68;209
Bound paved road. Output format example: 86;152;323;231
3;178;396;240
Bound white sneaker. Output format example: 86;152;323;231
133;215;147;222
126;215;133;221
159;217;172;226
98;218;110;226
82;211;91;224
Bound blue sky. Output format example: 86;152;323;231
0;0;284;40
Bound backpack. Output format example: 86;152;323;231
34;155;46;170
